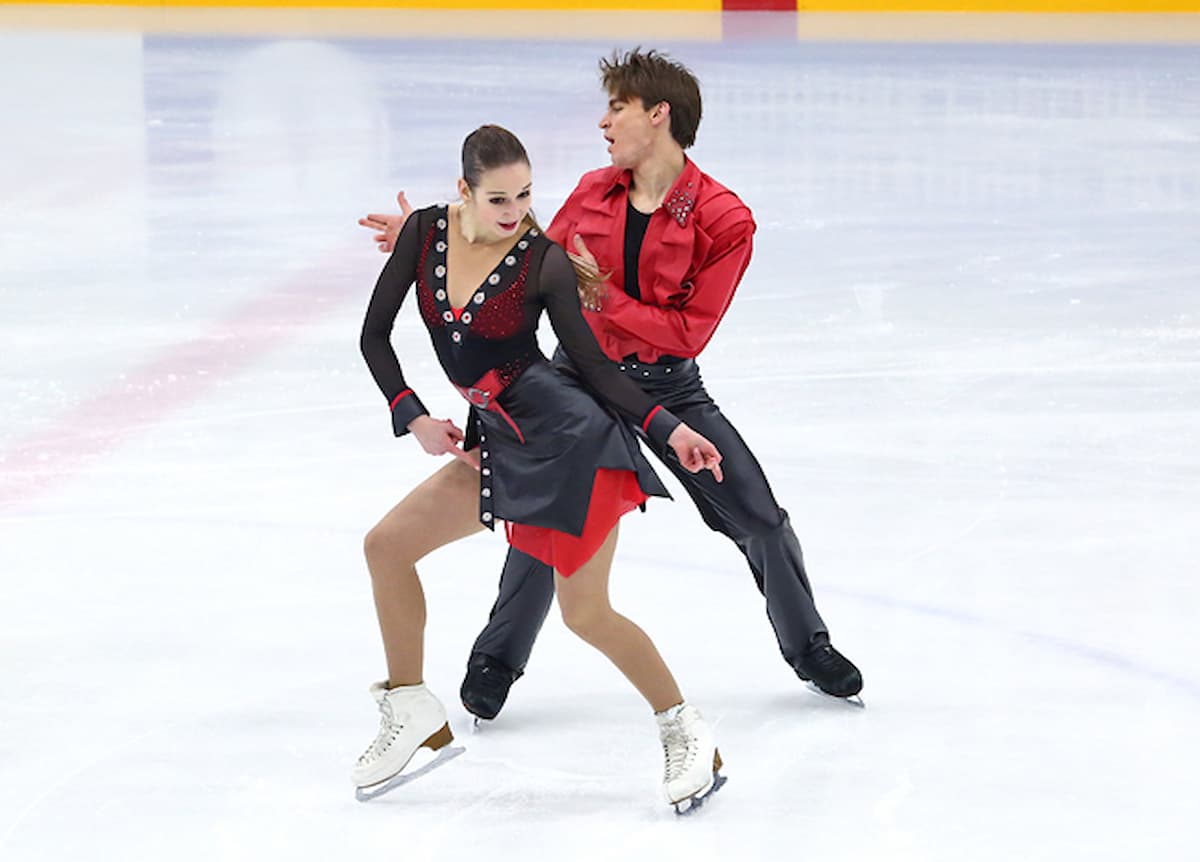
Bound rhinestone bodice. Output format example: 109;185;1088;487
415;205;543;391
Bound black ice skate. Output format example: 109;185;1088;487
460;653;521;721
792;642;864;706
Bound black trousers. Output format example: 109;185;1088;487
470;353;829;673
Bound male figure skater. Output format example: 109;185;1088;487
360;49;863;719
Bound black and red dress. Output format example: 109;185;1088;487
360;204;683;575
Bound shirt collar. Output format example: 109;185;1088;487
601;158;700;227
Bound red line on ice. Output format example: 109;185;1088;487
0;243;370;509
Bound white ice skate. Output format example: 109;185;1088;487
353;681;464;801
656;702;726;815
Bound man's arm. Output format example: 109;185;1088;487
360;188;571;253
358;191;415;253
601;215;754;358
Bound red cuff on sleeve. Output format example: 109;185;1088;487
389;389;413;410
641;405;664;434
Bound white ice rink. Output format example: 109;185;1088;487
1;8;1198;861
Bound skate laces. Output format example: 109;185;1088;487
358;697;407;766
659;716;698;781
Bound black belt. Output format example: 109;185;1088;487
616;356;695;381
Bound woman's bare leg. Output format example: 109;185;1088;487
554;525;684;713
363;459;484;687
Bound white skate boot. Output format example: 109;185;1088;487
656;702;726;815
353;681;464;801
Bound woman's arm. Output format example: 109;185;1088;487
359;212;430;437
538;243;722;480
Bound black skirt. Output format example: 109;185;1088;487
464;360;669;535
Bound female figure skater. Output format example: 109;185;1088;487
355;125;725;812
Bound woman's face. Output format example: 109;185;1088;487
461;161;533;240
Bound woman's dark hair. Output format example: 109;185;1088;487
600;48;702;149
461;124;530;190
460;124;608;309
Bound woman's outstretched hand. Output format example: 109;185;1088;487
407;415;478;470
358;191;414;253
666;423;723;483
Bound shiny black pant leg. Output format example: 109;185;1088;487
468;357;829;672
468;547;555;673
636;365;828;665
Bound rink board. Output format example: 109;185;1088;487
2;0;1200;11
1;5;1199;41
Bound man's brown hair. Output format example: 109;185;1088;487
600;48;702;149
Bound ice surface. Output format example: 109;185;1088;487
1;12;1197;861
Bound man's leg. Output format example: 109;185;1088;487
644;366;862;696
461;547;556;719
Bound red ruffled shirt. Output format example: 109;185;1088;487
546;159;756;364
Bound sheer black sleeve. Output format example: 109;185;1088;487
360;212;430;436
537;242;681;448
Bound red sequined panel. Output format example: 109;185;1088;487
470;255;531;340
415;224;440;329
493;356;532;391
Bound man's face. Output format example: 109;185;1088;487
599;95;659;169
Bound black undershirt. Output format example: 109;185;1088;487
621;199;685;366
623;199;652;301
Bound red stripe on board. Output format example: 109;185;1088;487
0;242;372;510
722;0;796;10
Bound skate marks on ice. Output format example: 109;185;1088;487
452;709;727;816
355;744;466;802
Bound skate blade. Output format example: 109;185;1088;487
354;744;466;802
805;681;865;709
672;771;727;817
672;751;727;817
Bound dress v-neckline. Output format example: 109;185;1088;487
443;205;536;309
426;205;539;345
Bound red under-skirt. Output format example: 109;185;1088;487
505;468;648;576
